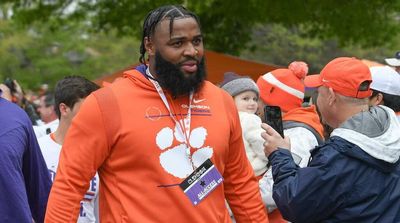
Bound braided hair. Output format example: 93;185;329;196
139;5;201;64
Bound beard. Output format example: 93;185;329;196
154;51;206;98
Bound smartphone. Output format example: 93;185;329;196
264;105;284;138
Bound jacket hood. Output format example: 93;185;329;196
331;105;400;166
121;64;157;92
283;105;324;139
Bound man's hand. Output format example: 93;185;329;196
261;123;291;157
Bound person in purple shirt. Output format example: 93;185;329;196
0;87;52;223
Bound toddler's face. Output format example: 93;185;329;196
234;91;258;114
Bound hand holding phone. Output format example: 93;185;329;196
264;105;284;138
263;106;301;165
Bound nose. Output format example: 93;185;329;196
183;43;198;57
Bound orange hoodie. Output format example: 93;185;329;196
45;68;268;222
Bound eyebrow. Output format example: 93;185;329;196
169;34;203;42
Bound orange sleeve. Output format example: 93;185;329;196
221;91;269;222
45;93;110;222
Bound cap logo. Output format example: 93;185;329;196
322;78;329;83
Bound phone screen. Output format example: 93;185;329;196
264;105;284;138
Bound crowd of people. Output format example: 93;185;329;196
1;4;400;223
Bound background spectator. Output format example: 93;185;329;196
384;51;400;73
0;87;52;223
369;65;400;121
38;76;100;222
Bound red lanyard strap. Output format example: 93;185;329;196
146;68;194;162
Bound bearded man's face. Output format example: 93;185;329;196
155;50;206;98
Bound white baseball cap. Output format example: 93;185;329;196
384;51;400;67
370;66;400;96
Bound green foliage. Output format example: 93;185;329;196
5;0;400;55
1;0;400;91
241;24;342;73
241;23;400;73
0;20;139;90
258;0;400;48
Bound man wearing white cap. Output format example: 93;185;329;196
384;51;400;73
369;65;400;121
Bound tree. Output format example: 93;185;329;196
241;23;400;74
0;19;140;90
4;0;400;55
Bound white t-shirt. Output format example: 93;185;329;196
34;119;59;138
38;134;99;223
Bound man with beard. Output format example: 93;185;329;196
45;5;268;223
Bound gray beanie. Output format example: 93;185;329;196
220;72;259;97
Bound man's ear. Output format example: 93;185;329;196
328;87;336;106
144;37;155;56
369;93;382;106
58;103;69;117
375;93;384;105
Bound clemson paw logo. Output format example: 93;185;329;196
156;119;213;178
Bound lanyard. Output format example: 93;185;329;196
146;68;194;165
